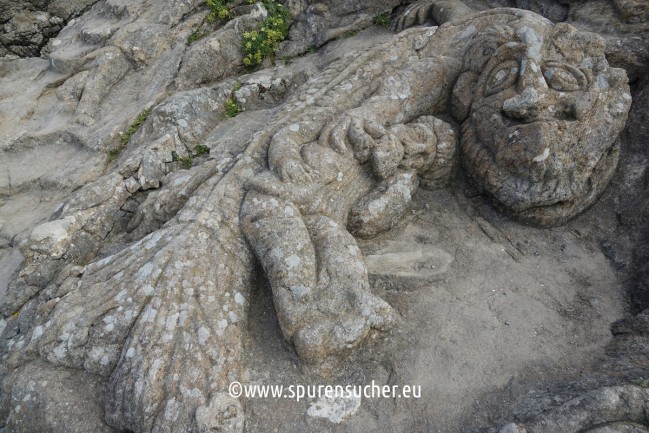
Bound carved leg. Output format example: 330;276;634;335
240;191;318;342
240;192;396;363
295;214;396;361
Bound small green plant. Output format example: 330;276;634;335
280;54;292;65
108;107;152;161
206;0;231;22
306;45;317;54
172;151;194;169
342;30;358;38
179;156;194;169
631;377;648;387
242;0;290;67
187;0;233;45
120;108;152;146
188;28;209;44
107;148;121;161
373;12;391;27
194;144;210;156
224;96;242;118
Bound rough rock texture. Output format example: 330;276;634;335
0;0;647;432
277;0;402;57
0;0;99;57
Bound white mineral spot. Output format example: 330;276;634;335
234;292;245;305
285;255;301;269
141;307;157;322
165;313;178;332
30;326;43;342
623;93;632;100
164;398;179;421
307;395;361;424
284;206;294;217
179;310;187;326
368;197;388;216
126;348;136;358
533;148;550;162
290;285;310;298
289;123;300;132
216;319;228;336
198;326;210;345
228;311;239;323
143;284;155;296
53;345;66;359
29;216;75;243
52;38;61;46
597;74;609;90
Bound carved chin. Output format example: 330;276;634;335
459;121;620;227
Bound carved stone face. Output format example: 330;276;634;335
455;16;631;226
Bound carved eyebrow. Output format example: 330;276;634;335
489;42;527;63
543;61;589;88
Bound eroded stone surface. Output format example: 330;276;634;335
0;0;644;432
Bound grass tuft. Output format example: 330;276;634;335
108;108;152;162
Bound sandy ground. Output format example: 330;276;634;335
241;182;626;432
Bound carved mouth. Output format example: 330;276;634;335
500;111;578;128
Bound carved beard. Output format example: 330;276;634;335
459;116;620;227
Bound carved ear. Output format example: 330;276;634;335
451;71;479;122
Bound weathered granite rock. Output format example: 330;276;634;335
397;1;631;226
0;0;98;57
0;1;640;433
278;0;401;57
2;361;118;433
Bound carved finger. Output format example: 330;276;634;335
330;117;353;154
364;118;386;139
402;137;427;155
395;1;430;31
348;118;374;163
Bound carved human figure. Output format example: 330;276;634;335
240;116;456;361
241;1;631;361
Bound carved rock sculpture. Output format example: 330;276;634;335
0;1;632;432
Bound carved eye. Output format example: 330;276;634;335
485;60;519;96
542;64;585;92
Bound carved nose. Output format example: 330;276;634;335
502;60;548;120
502;87;542;119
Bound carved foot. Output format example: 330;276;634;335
292;290;396;363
